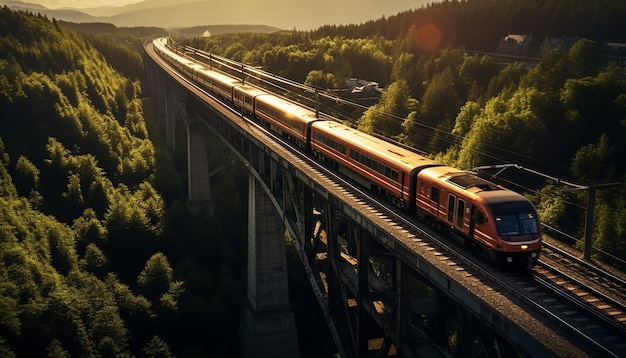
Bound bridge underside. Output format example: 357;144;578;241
239;174;299;358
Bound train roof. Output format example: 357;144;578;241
233;84;267;97
255;93;318;120
419;166;532;202
419;166;503;192
313;121;441;170
197;68;241;85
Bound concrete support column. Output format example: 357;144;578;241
187;121;210;203
164;88;177;151
240;173;299;358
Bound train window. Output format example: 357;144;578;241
315;133;346;154
519;213;539;234
456;199;465;228
447;194;454;222
495;213;539;236
476;210;486;226
491;201;540;237
349;150;399;181
431;187;440;203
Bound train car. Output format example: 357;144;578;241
153;37;543;268
311;120;442;209
254;94;320;147
153;38;178;67
193;68;240;102
415;166;542;266
233;84;267;116
154;38;198;75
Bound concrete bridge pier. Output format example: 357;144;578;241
240;173;299;358
186;118;211;204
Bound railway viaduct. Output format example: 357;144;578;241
143;41;588;358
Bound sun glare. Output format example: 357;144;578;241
414;23;442;51
411;15;455;52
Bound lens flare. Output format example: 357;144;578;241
410;15;456;52
414;23;442;52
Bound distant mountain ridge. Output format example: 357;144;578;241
2;0;103;22
1;0;278;28
0;0;424;30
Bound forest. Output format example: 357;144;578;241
0;6;272;357
0;0;625;356
184;0;626;268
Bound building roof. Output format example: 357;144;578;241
503;34;527;46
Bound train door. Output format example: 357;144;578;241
431;187;441;217
469;205;476;238
456;199;466;231
447;194;455;224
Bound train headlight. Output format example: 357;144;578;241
506;257;513;263
521;245;528;250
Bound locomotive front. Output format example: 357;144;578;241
480;191;542;267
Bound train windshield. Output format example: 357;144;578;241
490;201;539;237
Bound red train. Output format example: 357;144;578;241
153;37;542;267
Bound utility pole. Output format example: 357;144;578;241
583;187;596;261
579;183;621;261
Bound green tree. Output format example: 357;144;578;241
458;54;499;102
141;336;173;358
454;87;550;169
84;243;108;275
137;253;173;301
304;69;339;89
358;79;416;138
483;62;527;101
390;52;418;91
45;339;69;358
47;223;78;275
452;101;482;139
14;155;40;200
73;209;108;246
571;134;616;184
567;38;600;79
418;67;462;153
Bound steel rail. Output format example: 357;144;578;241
150;41;622;357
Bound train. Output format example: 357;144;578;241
152;37;542;268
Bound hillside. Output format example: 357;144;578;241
0;6;252;356
0;1;625;356
0;5;168;356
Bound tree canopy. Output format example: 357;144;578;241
1;1;626;356
183;0;626;265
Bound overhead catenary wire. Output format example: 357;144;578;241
178;38;583;181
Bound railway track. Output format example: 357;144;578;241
523;242;626;357
153;44;626;356
507;271;626;357
540;241;626;308
239;98;626;357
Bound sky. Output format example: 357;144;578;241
24;0;435;30
29;0;141;8
33;0;430;12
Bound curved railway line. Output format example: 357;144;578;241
148;39;626;356
264;114;626;357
